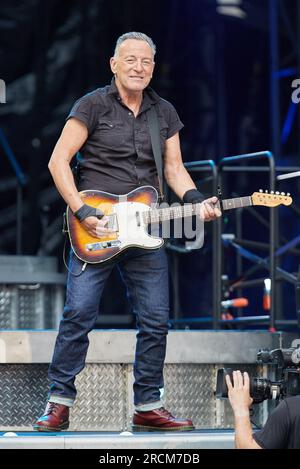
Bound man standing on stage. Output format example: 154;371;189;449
34;32;221;432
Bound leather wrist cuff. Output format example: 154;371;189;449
183;189;205;204
73;204;104;222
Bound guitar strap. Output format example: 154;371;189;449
146;105;164;201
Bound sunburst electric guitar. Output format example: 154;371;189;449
66;186;292;264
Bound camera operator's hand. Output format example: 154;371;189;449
226;371;262;449
226;370;253;417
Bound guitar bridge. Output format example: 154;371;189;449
86;239;121;251
107;213;119;231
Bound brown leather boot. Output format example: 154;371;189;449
33;402;70;432
132;407;195;432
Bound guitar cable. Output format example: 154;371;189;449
62;228;88;277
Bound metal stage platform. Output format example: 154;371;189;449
0;430;235;449
0;329;297;448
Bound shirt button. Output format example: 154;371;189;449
128;112;132;116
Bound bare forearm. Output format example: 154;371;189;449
47;118;90;212
165;164;196;199
48;154;83;213
234;414;261;449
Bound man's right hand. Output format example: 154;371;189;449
81;215;116;238
73;203;116;238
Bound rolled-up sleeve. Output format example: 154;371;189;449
66;93;99;135
165;102;184;139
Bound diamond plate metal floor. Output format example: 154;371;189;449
1;330;290;431
0;430;235;449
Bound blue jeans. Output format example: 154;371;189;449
48;247;169;408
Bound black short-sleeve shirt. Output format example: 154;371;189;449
253;396;300;449
67;78;184;195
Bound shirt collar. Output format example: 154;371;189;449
108;76;160;106
107;77;120;97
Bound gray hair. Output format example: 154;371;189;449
114;32;156;57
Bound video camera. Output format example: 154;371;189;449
216;346;300;404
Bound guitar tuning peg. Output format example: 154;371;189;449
270;191;274;194
265;190;268;193
275;191;280;195
259;189;263;193
281;192;285;196
287;193;291;196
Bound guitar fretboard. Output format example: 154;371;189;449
143;196;253;224
222;196;253;211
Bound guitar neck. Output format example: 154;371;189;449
221;195;253;211
144;195;253;223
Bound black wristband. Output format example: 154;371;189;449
73;204;104;222
183;189;205;204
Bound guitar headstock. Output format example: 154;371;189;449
252;190;293;207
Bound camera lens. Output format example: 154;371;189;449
251;377;271;403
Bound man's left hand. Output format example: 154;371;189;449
198;196;222;221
